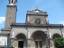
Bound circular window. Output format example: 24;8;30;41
35;18;41;24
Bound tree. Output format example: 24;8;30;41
54;37;64;48
52;33;61;39
52;33;64;48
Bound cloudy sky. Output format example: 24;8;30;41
0;0;64;29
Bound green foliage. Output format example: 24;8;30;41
53;34;61;39
54;37;64;48
52;34;64;48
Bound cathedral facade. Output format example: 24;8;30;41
0;0;64;48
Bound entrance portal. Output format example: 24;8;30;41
18;41;24;48
16;33;26;48
35;41;42;48
31;31;47;48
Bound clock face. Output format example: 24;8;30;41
35;18;41;24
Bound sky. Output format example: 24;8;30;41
0;0;64;29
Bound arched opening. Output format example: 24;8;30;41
52;33;61;48
31;31;47;48
52;33;61;40
16;33;26;48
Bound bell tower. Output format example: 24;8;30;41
5;0;17;28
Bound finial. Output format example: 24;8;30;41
8;0;17;5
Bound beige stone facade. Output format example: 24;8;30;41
0;0;64;48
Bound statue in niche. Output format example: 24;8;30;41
8;0;17;4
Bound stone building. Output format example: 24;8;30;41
0;0;64;48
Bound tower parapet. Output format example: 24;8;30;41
8;0;17;6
